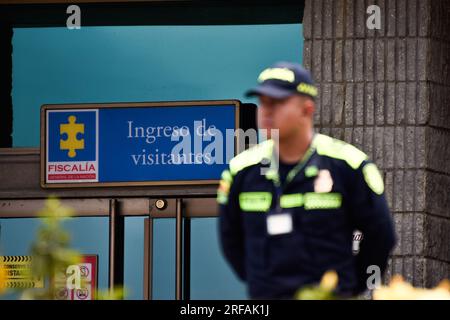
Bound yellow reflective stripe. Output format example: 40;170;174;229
297;83;318;97
313;134;368;170
235;191;343;210
229;139;274;176
221;169;233;184
362;163;384;195
217;192;228;205
280;193;304;208
217;138;274;206
258;68;295;83
218;170;232;196
239;192;272;212
305;165;319;178
304;192;342;210
217;169;233;205
264;168;279;182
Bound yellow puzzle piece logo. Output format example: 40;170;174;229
60;115;85;158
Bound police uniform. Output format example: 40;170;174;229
217;62;396;299
217;134;396;299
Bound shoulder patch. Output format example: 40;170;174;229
313;134;368;169
217;169;232;205
362;163;384;195
229;139;274;176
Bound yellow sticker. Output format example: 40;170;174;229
362;163;384;195
0;256;44;289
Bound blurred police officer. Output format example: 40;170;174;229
217;61;396;299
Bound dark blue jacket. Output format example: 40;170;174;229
217;134;396;299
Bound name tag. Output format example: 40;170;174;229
266;212;293;236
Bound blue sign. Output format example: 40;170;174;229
42;101;240;187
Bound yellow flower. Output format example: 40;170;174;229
374;275;420;300
374;275;450;300
320;270;338;291
295;270;339;300
437;279;450;291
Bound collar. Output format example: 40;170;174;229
263;133;318;187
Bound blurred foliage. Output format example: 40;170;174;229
373;275;450;300
21;196;82;300
22;196;127;300
0;196;127;300
96;286;127;300
295;270;339;300
295;270;450;300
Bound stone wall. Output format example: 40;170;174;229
302;0;450;287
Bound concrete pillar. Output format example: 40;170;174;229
303;0;450;287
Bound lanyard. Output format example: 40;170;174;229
271;135;317;214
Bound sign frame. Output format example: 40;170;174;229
40;100;243;189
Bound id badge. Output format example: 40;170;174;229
266;211;293;236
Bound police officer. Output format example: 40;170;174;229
217;61;396;299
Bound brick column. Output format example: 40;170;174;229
302;0;450;287
423;0;450;286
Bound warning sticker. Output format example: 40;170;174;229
54;255;98;300
0;256;44;289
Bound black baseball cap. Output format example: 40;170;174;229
245;61;318;99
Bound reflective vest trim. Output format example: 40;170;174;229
280;193;304;208
304;192;343;210
239;192;272;212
